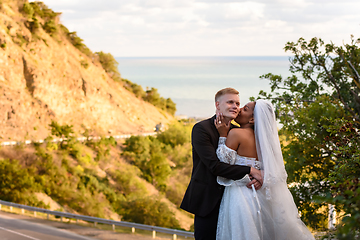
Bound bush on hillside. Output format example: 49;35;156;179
25;17;41;33
143;88;177;115
121;79;146;98
157;121;191;147
29;1;59;21
85;136;117;162
22;2;34;18
107;166;148;198
165;98;176;115
118;196;181;229
67;31;93;57
0;119;194;227
95;51;121;82
43;20;57;35
122;135;171;190
0;159;44;206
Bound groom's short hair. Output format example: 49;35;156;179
215;88;239;102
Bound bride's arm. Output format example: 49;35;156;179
215;116;263;188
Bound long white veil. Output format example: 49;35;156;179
254;99;315;240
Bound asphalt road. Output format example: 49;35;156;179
0;211;173;240
0;212;96;240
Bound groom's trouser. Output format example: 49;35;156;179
194;201;220;240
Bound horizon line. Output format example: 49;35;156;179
115;55;292;58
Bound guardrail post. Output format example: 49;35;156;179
61;216;63;222
21;209;24;214
0;204;2;210
34;211;36;217
47;213;49;220
173;234;177;240
10;206;12;212
152;230;156;238
132;227;135;233
112;224;115;231
94;222;97;227
76;219;78;224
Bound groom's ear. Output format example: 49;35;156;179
215;101;220;110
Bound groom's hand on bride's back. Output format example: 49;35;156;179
247;168;263;190
247;178;262;190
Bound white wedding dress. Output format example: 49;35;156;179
216;137;273;240
216;99;315;240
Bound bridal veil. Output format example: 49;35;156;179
254;99;315;240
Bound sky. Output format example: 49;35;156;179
37;0;360;57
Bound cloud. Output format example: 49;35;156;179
37;0;360;56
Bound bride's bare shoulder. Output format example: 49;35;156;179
229;128;253;137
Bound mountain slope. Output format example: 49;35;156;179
0;0;173;141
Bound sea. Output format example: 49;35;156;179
116;56;292;119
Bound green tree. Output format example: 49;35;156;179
122;136;171;190
22;2;34;18
0;159;40;205
67;32;93;57
29;1;59;21
49;120;74;138
165;98;176;115
143;88;177;115
95;51;121;82
256;36;360;236
157;121;192;147
144;87;162;107
43;20;57;35
118;196;181;229
121;79;146;98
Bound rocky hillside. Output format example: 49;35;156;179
0;0;173;141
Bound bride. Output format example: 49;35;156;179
214;99;315;240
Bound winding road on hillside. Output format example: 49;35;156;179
0;211;165;240
0;132;158;147
0;211;95;240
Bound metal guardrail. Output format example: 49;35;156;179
0;132;157;147
0;200;194;239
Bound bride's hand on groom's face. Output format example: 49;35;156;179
214;113;230;137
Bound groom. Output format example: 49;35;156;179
180;87;263;240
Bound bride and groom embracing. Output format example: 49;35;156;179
180;88;315;240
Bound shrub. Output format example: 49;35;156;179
107;166;148;197
29;1;59;21
80;60;89;69
49;120;74;139
0;159;40;204
165;98;176;115
86;136;117;162
43;20;57;35
95;51;121;82
143;88;176;115
24;17;41;34
22;2;34;18
118;196;181;229
157;121;192;147
122;136;171;189
121;79;146;98
67;32;93;57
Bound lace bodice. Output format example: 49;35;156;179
216;137;262;187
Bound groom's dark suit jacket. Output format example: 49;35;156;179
180;115;251;217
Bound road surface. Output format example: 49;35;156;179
0;211;173;240
0;211;95;240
